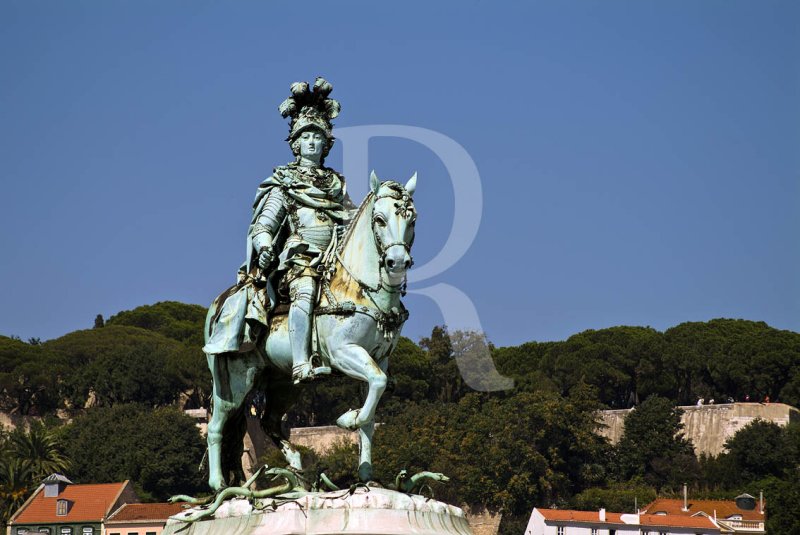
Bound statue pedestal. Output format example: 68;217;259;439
163;487;473;535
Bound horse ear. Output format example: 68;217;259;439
369;170;380;193
405;172;417;197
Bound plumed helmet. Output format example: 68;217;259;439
278;76;340;141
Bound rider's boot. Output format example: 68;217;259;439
289;277;330;385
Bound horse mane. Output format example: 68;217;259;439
336;181;407;255
330;187;380;292
337;190;375;255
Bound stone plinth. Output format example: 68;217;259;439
163;488;473;535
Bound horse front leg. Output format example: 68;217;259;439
356;355;386;482
331;343;387;431
357;420;375;482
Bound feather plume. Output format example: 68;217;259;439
290;81;309;97
325;99;341;119
313;77;333;97
278;97;297;118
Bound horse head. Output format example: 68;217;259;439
369;170;417;288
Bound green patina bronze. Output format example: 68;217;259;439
200;77;422;493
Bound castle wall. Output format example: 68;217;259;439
598;402;799;456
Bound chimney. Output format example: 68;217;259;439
760;491;764;514
682;484;689;512
599;508;606;522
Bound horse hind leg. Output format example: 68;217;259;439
260;379;303;472
206;353;260;491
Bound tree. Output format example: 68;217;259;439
45;326;186;408
0;422;71;528
0;336;62;415
9;422;71;480
723;419;791;482
663;319;800;404
419;326;465;403
106;302;211;407
615;396;697;490
540;326;664;408
59;404;206;501
107;301;207;345
374;389;608;517
571;482;657;513
0;457;32;526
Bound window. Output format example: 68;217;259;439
16;529;28;535
81;527;93;535
592;529;598;535
557;527;564;535
39;529;51;535
56;499;68;516
60;528;72;535
145;532;156;535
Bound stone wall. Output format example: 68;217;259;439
289;425;359;453
462;506;502;535
0;412;40;431
598;402;799;456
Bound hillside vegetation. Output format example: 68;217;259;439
1;303;798;533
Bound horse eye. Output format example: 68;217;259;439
374;216;386;227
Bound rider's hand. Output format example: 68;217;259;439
258;247;274;269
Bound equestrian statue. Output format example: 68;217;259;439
202;77;418;491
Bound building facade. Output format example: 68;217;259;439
525;508;721;535
7;476;137;535
104;503;187;535
643;495;765;534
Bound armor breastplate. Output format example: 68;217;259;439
290;205;335;250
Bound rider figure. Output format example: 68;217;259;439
204;77;353;385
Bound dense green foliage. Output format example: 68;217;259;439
614;396;698;489
1;305;799;532
0;422;70;525
59;404;206;501
0;302;210;415
493;319;800;407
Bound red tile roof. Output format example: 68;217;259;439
644;498;764;521
12;482;130;525
640;514;719;529
536;509;719;531
537;509;625;524
106;503;187;523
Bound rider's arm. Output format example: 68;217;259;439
251;187;287;253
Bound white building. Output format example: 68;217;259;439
525;508;721;535
643;494;765;535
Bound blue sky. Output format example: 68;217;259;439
1;1;798;347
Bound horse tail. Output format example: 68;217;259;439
205;300;216;344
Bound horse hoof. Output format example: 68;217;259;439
358;461;373;482
336;409;361;431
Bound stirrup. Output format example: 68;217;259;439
292;363;331;385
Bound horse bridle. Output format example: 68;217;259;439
372;187;415;273
332;185;415;295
